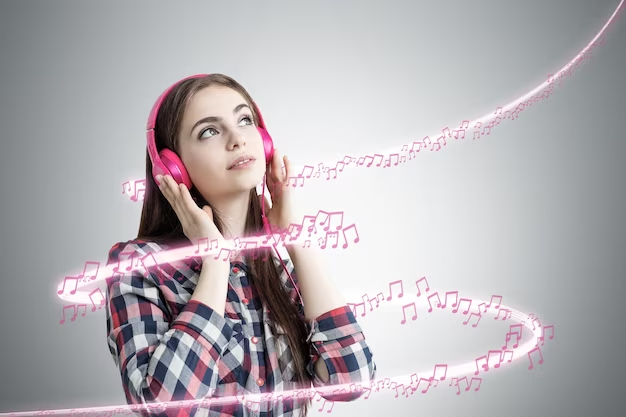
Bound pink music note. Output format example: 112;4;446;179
487;295;502;309
131;179;146;202
427;292;441;312
531;317;541;330
213;248;232;262
452;129;466;139
415;276;430;296
440;291;458;308
503;331;521;349
400;155;406;163
300;165;314;178
320;231;339;249
400;302;417;324
241;240;258;252
394;384;408;398
122;181;133;196
59;305;76;324
286;223;303;241
363;294;375;311
460;120;469;128
195;237;218;254
57;276;79;295
494;107;502;115
487;349;505;369
372;154;383;167
495;308;511;320
473;130;481;140
442;127;451;137
288;176;304;187
433;364;447;381
341;224;360;249
78;261;100;282
452;298;472;314
140;252;164;281
416;377;433;394
303;240;311;248
410;141;422;153
88;288;105;312
335;161;345;172
60;304;85;323
467;377;482;392
386;280;404;300
301;215;317;236
501;350;514;365
474;355;488;375
325;168;337;180
112;249;140;273
401;144;408;151
389;153;399;166
527;346;544;370
477;302;487;313
348;302;366;317
537;324;555;346
318;210;344;231
463;312;481;327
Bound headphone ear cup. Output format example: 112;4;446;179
258;127;274;163
158;148;193;189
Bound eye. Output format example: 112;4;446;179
199;127;218;139
239;115;254;126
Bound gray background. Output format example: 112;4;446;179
1;0;625;416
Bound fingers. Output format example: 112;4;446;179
267;149;288;198
156;174;190;226
271;148;283;183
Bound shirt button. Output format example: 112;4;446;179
232;267;240;273
256;378;264;386
242;298;249;305
251;336;258;344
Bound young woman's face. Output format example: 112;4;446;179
178;85;267;201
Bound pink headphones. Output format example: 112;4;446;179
146;73;275;188
144;74;305;307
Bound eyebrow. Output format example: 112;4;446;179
189;103;251;136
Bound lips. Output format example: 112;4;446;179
228;155;256;169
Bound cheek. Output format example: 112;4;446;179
186;153;222;181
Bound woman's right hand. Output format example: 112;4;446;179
156;174;226;257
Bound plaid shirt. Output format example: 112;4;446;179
105;240;377;417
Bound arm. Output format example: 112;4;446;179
105;241;233;416
281;245;377;401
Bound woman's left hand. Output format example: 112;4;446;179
262;148;297;234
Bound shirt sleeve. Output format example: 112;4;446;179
105;240;236;417
278;257;377;403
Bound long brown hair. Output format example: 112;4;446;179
136;74;312;415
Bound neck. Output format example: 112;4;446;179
211;191;251;240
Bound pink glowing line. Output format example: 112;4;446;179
119;0;623;201
316;0;624;171
16;2;617;417
56;227;350;305
379;295;546;385
12;299;549;416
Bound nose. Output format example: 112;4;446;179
227;129;246;150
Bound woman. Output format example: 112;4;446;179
105;74;377;417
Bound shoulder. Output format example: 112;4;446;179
106;239;168;265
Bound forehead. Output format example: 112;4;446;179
184;85;247;118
